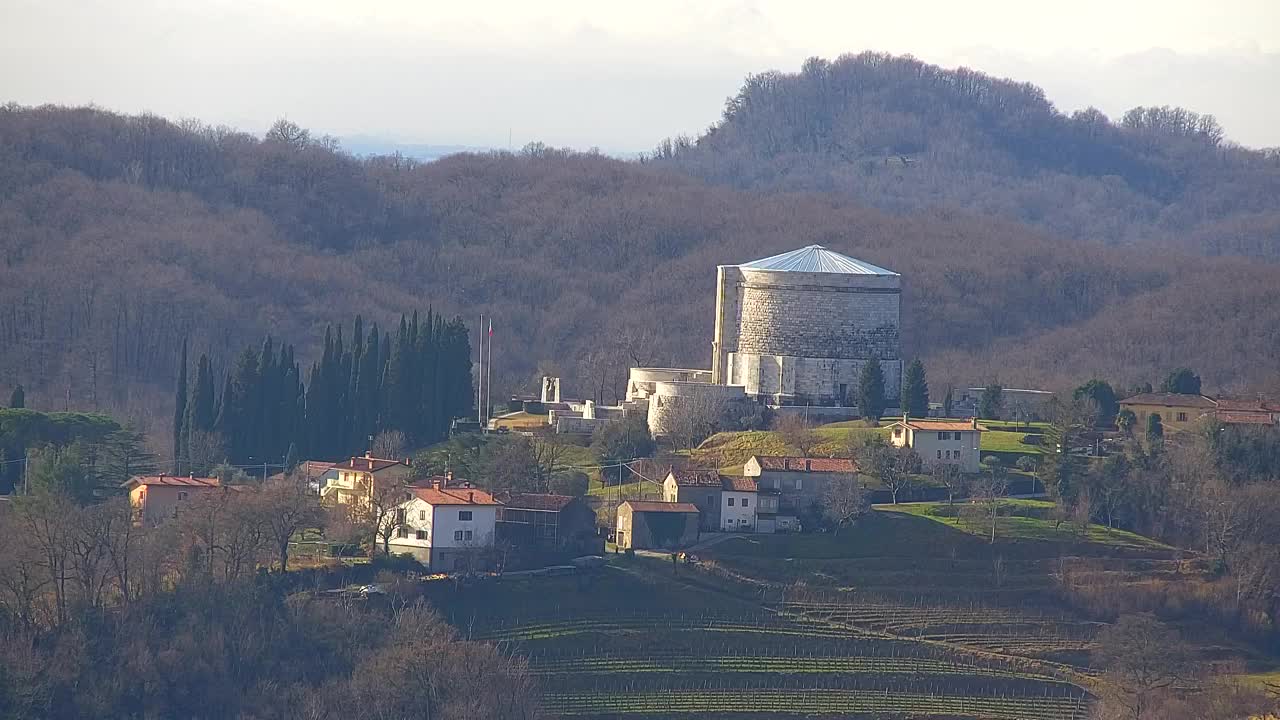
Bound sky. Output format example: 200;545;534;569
2;0;1278;152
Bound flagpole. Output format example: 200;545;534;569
485;318;493;428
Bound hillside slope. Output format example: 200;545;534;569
2;105;1279;437
661;52;1280;258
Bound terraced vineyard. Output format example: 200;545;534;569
426;506;1192;718
473;609;1091;719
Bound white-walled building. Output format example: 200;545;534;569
662;469;759;532
887;418;986;473
386;481;501;572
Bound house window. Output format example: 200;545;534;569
1177;412;1188;422
396;527;409;539
464;530;473;541
454;530;463;541
938;432;946;440
419;510;426;521
727;497;735;507
177;491;188;501
707;494;715;506
416;529;427;540
893;428;902;438
742;498;749;507
395;508;406;523
937;450;942;459
458;510;473;521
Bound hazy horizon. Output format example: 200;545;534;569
3;0;1278;152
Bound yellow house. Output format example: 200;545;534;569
1118;393;1217;433
320;452;413;506
123;474;229;526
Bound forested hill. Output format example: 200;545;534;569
659;52;1280;258
2;104;1279;440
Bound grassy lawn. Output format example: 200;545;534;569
879;500;1171;552
981;430;1043;455
587;479;663;501
490;411;551;430
693;426;890;471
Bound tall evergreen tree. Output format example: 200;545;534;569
224;346;261;463
856;358;887;421
900;359;929;417
173;338;188;473
943;386;954;418
8;384;24;408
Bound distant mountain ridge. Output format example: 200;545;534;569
659;52;1280;258
2;79;1280;435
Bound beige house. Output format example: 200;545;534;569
1118;393;1217;434
320;452;412;506
615;501;700;550
123;474;231;526
887;418;985;473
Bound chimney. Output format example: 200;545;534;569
468;491;474;503
403;457;412;467
365;450;373;459
189;473;195;480
445;471;453;487
971;417;978;430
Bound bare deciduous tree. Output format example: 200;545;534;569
663;392;730;453
823;473;867;535
969;466;1008;544
775;413;820;457
371;430;407;460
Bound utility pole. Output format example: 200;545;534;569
477;313;484;426
23;452;30;495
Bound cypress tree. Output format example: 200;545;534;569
900;359;929;418
8;384;24;409
857;357;887;421
226;346;261;463
943;386;954;418
173;339;188;473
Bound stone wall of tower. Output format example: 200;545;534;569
734;268;901;361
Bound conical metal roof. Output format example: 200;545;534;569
737;245;897;275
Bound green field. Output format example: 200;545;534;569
980;430;1043;455
878;500;1171;550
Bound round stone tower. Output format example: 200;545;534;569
711;245;901;406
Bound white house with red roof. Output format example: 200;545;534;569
386;477;502;572
888;417;986;473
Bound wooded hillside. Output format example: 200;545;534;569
660;52;1280;258
2;102;1279;443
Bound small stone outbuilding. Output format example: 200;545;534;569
615;501;700;551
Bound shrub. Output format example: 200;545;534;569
1015;456;1039;472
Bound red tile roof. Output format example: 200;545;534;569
1216;411;1277;426
722;477;758;492
408;486;501;506
334;455;408;473
668;469;725;487
1215;397;1280;412
892;420;987;433
124;475;221;489
1120;393;1217;409
751;456;858;473
622;501;699;513
503;493;577;512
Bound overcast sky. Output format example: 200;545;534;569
3;0;1278;151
